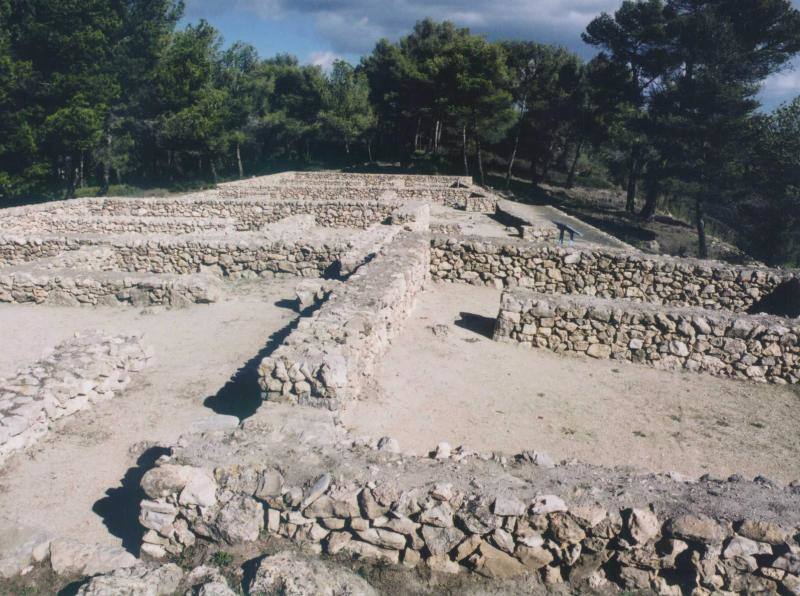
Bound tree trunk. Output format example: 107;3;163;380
461;125;469;177
100;133;111;196
345;140;350;155
566;139;583;189
433;120;441;154
79;152;85;188
64;154;76;199
413;117;421;153
695;196;708;259
640;180;658;221
541;158;552;183
367;140;373;162
476;134;485;187
556;142;570;172
210;156;218;183
626;148;641;213
506;130;521;189
236;142;244;179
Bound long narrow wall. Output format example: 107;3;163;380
257;231;430;409
431;236;794;312
494;288;800;384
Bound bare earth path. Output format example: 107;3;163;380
0;279;301;552
341;282;800;483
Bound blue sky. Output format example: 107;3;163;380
183;0;800;110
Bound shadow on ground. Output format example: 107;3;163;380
58;579;90;596
92;445;171;556
204;298;320;421
455;312;496;339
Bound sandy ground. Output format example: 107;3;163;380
341;282;800;483
0;278;302;553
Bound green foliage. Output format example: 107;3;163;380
738;97;800;264
585;0;800;256
319;60;375;155
211;550;233;567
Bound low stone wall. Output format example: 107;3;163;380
464;194;498;213
257;232;430;409
0;230;348;278
0;331;151;462
430;236;794;312
495;289;800;384
218;184;474;207
106;233;346;278
280;172;473;188
0;269;220;307
0;235;76;267
2;214;235;236
137;403;800;594
430;222;463;235
90;197;402;229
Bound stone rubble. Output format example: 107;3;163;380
0;331;151;462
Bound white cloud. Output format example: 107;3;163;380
760;59;800;109
185;0;621;55
763;67;800;94
308;50;340;72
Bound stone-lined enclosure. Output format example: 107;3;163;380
3;171;800;595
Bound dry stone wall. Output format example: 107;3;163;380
257;232;430;409
0;269;221;307
430;236;794;312
495;289;800;384
0;331;151;462
0;235;78;267
104;233;346;278
137;403;800;595
217;172;489;208
1;230;349;278
279;172;473;187
218;184;474;207
2;214;236;236
90;197;401;229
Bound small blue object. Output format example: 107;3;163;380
554;221;583;246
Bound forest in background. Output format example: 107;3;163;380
1;0;800;264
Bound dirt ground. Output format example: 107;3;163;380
0;278;302;553
341;282;800;483
430;204;517;239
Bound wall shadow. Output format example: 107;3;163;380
454;312;496;339
92;445;171;556
203;298;323;421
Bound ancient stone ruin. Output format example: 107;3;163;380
1;171;799;594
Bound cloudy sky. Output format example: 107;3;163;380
184;0;800;110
